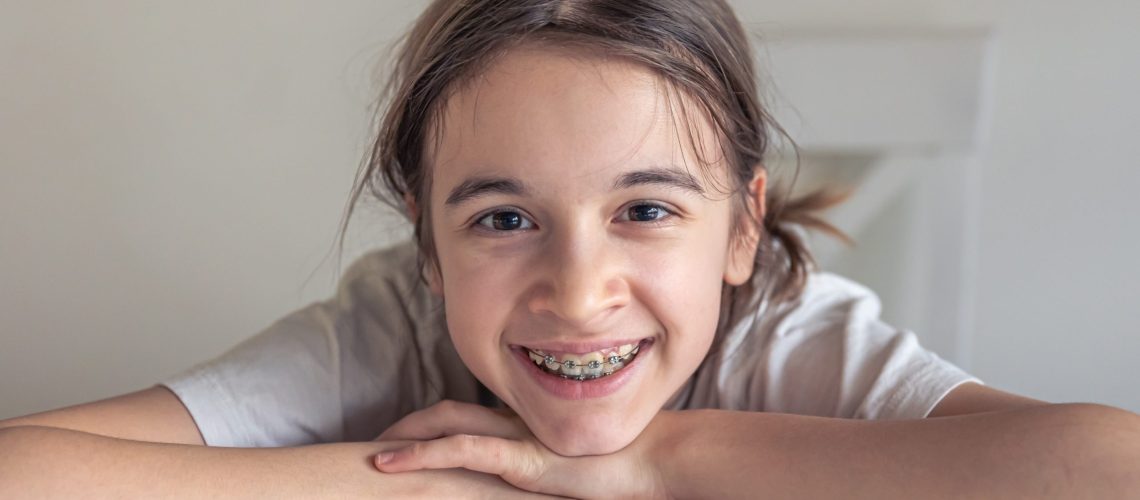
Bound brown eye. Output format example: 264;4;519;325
625;203;669;222
476;210;534;231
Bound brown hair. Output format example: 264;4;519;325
340;0;848;317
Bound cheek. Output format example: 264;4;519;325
632;234;730;337
647;216;733;299
436;251;522;367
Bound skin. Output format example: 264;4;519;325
421;44;761;457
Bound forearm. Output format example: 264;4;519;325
0;425;542;498
658;404;1140;499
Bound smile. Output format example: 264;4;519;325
524;342;643;381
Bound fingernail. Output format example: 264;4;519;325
376;451;396;465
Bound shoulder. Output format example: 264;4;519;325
337;239;423;294
755;271;884;341
317;238;448;372
722;272;976;418
686;272;885;408
331;239;437;318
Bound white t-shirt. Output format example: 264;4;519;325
162;240;981;447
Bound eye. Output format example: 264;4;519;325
475;209;535;231
620;203;674;223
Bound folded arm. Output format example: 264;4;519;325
656;403;1140;499
374;384;1140;499
0;425;557;498
0;386;556;498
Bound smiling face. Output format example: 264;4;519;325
423;44;761;456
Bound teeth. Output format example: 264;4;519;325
560;354;583;376
581;352;604;377
526;342;642;380
544;355;560;371
608;355;624;371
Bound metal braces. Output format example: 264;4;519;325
527;345;641;380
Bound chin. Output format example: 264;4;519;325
529;410;647;456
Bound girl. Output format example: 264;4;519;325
3;0;1138;498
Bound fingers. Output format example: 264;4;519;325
375;399;524;442
375;435;632;499
375;434;545;486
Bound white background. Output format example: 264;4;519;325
2;0;1137;418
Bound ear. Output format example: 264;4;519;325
423;259;444;297
404;193;445;296
403;192;418;219
724;167;767;286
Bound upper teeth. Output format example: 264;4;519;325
526;343;640;379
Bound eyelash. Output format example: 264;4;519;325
471;202;677;233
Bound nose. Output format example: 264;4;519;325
528;229;630;328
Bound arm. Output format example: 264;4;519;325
1;387;555;498
655;400;1140;499
0;386;205;445
0;426;555;498
373;387;1140;499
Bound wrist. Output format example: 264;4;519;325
640;410;700;499
647;409;774;500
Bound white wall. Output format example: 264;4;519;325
2;1;1138;418
0;0;418;418
968;1;1140;410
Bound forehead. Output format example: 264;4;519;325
427;44;726;197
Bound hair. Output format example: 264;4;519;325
339;0;849;325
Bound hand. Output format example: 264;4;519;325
371;400;670;499
372;439;569;498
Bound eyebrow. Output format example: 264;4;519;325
444;176;528;207
612;166;705;195
443;166;705;208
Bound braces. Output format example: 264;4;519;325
526;345;641;381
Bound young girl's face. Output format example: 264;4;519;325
425;44;758;456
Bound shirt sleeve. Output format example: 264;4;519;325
160;301;343;447
755;273;982;420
